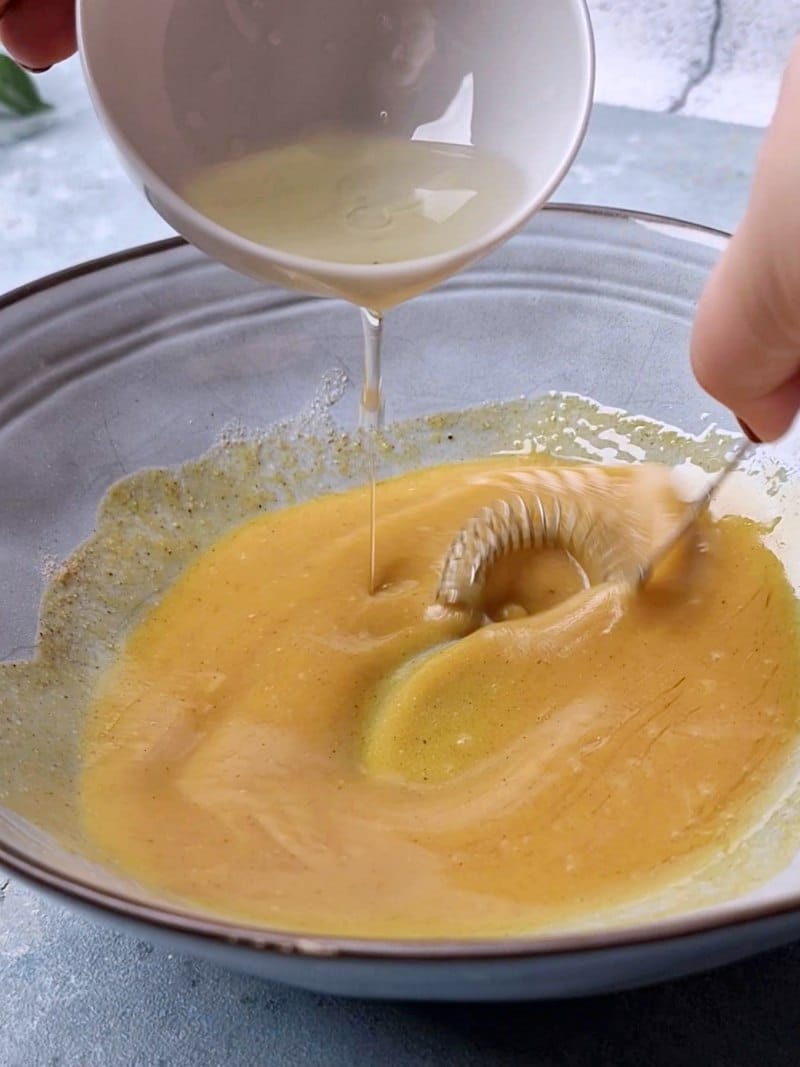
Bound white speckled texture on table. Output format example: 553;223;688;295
1;30;798;1067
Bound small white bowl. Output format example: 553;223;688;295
77;0;594;305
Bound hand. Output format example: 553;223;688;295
691;40;800;443
0;0;76;71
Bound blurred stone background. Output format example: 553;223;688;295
591;0;795;125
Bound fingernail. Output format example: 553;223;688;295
736;417;762;443
19;64;52;73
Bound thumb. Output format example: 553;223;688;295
0;0;77;69
691;39;800;443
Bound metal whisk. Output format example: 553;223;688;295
633;438;752;587
436;440;753;610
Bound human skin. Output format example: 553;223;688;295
690;38;800;444
0;0;76;71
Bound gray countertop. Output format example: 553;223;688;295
4;69;796;1067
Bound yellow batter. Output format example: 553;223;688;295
79;458;800;937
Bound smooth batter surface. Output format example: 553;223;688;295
80;458;800;938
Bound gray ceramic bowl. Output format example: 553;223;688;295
2;205;800;1001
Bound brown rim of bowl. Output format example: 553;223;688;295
3;202;778;964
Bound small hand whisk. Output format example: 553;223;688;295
633;438;752;588
436;439;754;610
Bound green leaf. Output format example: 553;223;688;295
0;54;52;116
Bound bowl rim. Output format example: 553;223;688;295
0;202;730;313
5;201;786;965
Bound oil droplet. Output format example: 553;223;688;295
379;109;389;123
268;29;282;46
347;205;392;231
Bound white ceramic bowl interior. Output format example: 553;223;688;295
78;0;594;304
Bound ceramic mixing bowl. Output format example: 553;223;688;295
2;206;800;1000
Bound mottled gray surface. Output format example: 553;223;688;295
563;102;761;232
0;91;787;1064
1;73;764;299
3;879;800;1065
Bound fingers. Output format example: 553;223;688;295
691;39;800;442
0;0;77;70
